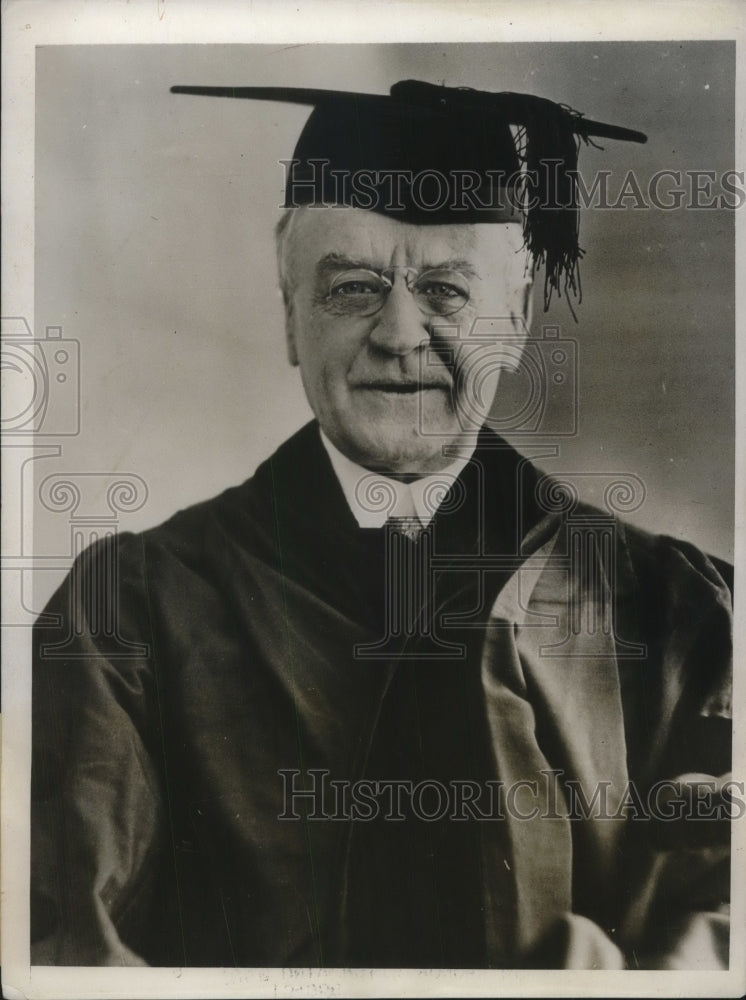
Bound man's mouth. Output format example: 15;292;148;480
356;382;449;394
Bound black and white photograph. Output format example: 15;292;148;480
2;1;744;996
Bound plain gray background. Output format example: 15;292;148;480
32;41;735;604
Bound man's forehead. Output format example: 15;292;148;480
289;206;522;266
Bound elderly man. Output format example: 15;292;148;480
31;81;732;970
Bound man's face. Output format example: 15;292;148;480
282;207;532;475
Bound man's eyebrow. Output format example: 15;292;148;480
315;252;374;275
427;258;479;278
315;253;479;277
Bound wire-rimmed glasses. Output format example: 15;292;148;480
324;265;471;318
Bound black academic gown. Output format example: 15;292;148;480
31;422;733;968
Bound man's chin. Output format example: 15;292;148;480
338;423;466;476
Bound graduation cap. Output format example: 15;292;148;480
170;79;646;311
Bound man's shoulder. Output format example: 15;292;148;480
609;513;733;604
135;421;319;544
579;505;733;715
475;434;733;605
79;422;321;584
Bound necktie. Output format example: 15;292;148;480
387;514;424;541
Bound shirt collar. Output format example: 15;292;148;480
319;428;476;529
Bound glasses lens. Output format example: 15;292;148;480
412;269;470;316
327;270;388;316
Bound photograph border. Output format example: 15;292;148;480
2;1;744;997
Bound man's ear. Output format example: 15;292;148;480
520;278;534;333
501;277;533;372
284;298;299;367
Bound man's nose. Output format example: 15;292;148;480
367;280;430;356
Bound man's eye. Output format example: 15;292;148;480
418;281;462;298
413;270;470;316
332;280;379;297
414;269;471;312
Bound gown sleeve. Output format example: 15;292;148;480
496;520;734;970
31;534;165;966
619;534;733;969
591;534;733;970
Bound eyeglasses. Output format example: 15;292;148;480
324;265;471;318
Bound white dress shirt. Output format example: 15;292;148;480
320;429;475;530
